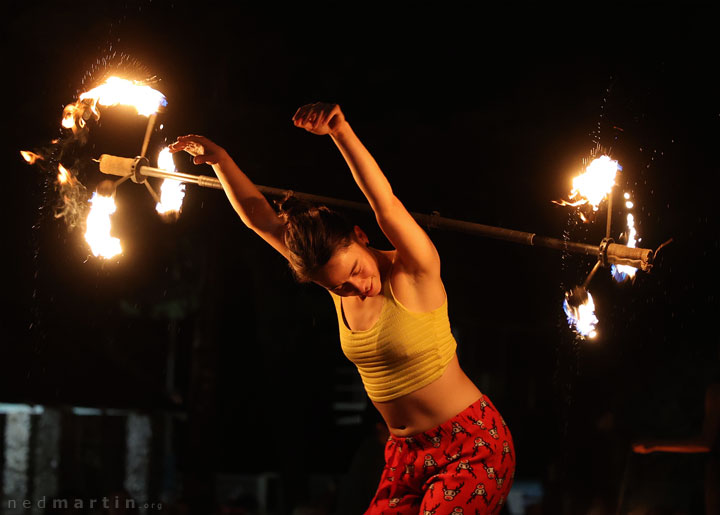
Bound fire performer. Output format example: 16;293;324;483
170;102;515;513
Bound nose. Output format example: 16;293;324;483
349;278;368;295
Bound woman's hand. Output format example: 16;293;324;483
292;102;346;136
169;134;228;165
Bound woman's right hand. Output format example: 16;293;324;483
169;134;228;166
292;102;346;136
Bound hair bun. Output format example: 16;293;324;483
275;191;316;222
273;191;355;282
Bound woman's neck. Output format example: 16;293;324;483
370;247;396;282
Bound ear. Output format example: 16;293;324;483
353;225;369;246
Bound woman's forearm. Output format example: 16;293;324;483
330;121;396;215
290;102;440;274
211;152;281;233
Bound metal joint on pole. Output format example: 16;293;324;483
598;237;614;268
131;156;150;184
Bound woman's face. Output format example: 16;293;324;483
312;235;382;299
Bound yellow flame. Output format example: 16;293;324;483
62;76;166;130
613;213;638;280
80;76;166;116
569;155;619;210
554;155;620;212
563;291;599;339
21;151;43;164
84;192;122;258
57;164;72;185
62;103;82;129
157;147;175;174
155;148;186;216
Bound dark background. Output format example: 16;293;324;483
2;1;719;513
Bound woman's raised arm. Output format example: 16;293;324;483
292;103;440;278
169;135;289;259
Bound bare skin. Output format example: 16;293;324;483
313;244;482;436
170;102;482;436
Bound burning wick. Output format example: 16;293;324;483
611;192;640;282
554;155;621;215
84;181;122;259
155;148;185;219
563;286;599;339
62;76;167;132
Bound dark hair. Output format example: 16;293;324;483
275;192;355;282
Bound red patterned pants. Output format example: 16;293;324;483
364;395;515;514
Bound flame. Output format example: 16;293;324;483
155;148;186;217
611;211;639;282
21;151;44;164
57;164;74;185
84;191;122;259
62;103;83;129
554;155;620;212
62;76;166;131
563;289;599;339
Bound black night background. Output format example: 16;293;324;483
2;2;719;514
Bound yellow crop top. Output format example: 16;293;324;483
329;274;457;402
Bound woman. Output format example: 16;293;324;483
170;102;515;513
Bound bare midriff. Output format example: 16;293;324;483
372;354;483;437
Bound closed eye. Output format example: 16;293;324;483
332;283;350;294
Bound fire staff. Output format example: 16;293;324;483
169;102;515;513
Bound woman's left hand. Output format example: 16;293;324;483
292;102;346;136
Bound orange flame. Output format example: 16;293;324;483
20;151;44;164
57;164;75;185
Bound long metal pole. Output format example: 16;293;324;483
97;155;654;271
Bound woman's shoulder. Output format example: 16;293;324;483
387;252;447;312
